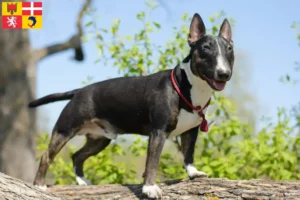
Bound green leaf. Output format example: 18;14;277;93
181;13;188;21
94;58;101;63
153;22;161;29
85;21;93;27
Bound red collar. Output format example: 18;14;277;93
171;68;211;132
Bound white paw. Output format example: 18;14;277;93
185;164;208;179
35;185;47;191
76;176;92;185
142;184;162;199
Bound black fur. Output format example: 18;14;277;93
28;89;79;108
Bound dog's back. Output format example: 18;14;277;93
55;69;175;136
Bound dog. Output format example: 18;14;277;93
28;13;234;199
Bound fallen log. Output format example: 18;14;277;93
47;178;300;200
0;172;299;200
0;172;58;200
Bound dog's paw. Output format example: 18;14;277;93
142;184;162;199
76;176;92;185
185;164;208;179
35;185;47;191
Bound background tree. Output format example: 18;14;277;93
0;0;90;182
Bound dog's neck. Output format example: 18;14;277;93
179;61;213;107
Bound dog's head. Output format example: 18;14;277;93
187;13;234;91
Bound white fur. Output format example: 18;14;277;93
142;184;162;199
185;164;208;178
180;61;213;106
76;176;92;185
74;167;92;185
215;38;228;73
168;62;213;138
35;185;47;191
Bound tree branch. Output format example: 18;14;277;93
34;0;91;61
77;0;91;37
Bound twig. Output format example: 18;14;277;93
33;0;92;61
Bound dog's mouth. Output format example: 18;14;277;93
207;79;226;91
202;75;227;91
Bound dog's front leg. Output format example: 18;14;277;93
142;129;167;199
181;126;208;179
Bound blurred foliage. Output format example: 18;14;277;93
37;134;139;184
280;21;300;136
36;0;300;185
291;21;300;47
280;21;300;84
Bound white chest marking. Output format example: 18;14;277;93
169;109;203;137
168;62;212;138
169;107;209;137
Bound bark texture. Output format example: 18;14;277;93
0;0;90;183
0;172;59;200
2;172;299;200
47;178;300;200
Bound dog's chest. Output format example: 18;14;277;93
168;109;203;137
168;78;211;138
167;62;213;138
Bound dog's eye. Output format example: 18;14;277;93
203;45;211;51
227;46;233;51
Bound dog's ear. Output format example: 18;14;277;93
188;13;206;46
219;18;232;42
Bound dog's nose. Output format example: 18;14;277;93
217;70;230;81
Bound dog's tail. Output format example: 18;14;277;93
28;89;79;108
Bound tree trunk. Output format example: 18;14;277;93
0;1;37;182
0;172;299;200
0;0;89;183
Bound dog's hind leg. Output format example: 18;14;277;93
71;137;111;185
34;129;74;189
181;126;208;179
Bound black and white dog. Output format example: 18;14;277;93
29;13;234;199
